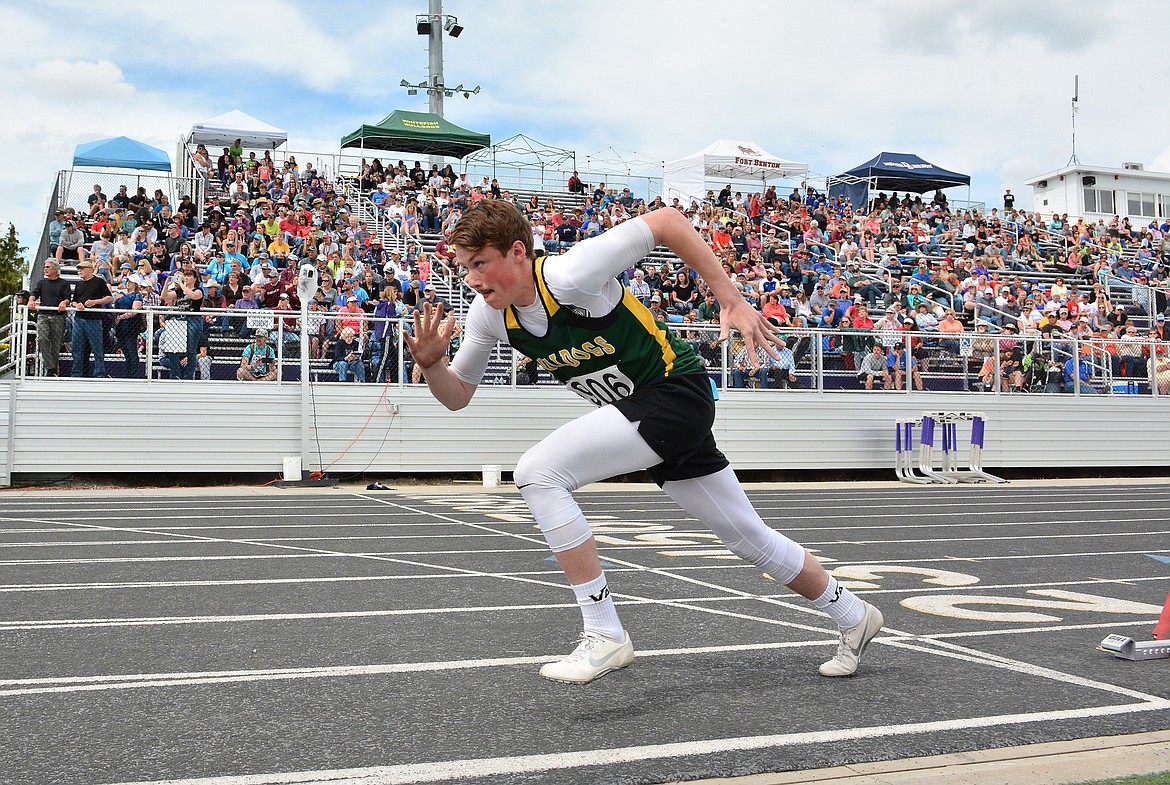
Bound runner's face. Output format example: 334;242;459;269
455;241;534;310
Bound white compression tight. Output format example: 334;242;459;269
514;406;806;586
662;467;805;585
514;406;660;553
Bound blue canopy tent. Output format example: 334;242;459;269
827;152;970;209
72;136;171;171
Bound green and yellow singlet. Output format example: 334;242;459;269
504;257;704;406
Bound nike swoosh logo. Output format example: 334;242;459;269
588;644;628;669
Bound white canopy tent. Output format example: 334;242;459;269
186;109;288;150
663;139;807;206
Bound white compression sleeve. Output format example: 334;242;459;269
661;467;806;585
514;405;661;552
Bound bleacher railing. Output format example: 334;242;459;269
11;304;1169;398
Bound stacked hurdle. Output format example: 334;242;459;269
895;412;1006;485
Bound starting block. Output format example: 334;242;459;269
1098;633;1170;661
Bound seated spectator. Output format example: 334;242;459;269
231;284;265;338
696;291;721;323
857;343;892;390
937;309;964;354
555;220;579;251
1062;354;1095;393
333;326;366;382
55;220;86;264
761;292;789;326
647;294;678;323
839;315;873;371
888;342;923;391
1118;324;1146;378
767;337;800;389
1149;333;1170;395
627;269;652;306
732;339;768;389
667;270;697;315
237;328;278;381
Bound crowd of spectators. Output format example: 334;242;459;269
25;146;1170;393
31;144;471;381
582;180;1170;394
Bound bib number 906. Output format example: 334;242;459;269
566;367;635;406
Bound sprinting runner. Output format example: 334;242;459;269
405;200;883;684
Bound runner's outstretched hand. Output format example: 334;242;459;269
403;302;456;370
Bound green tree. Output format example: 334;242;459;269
0;224;29;326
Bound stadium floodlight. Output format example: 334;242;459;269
444;17;463;37
444;90;454;97
407;89;418;96
416;18;432;35
399;79;411;87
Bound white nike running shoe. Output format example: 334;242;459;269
539;631;635;684
819;601;884;677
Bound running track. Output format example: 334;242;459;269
0;481;1167;784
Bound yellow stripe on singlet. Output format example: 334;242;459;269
533;256;560;317
623;289;677;375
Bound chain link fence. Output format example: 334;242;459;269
9;303;1169;398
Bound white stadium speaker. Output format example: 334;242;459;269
297;264;318;302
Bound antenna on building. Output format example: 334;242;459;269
1067;75;1080;166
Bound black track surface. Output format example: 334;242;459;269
0;484;1167;785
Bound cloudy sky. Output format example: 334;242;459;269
2;0;1167;260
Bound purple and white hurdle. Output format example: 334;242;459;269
896;412;1006;485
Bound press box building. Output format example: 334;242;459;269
1025;162;1170;224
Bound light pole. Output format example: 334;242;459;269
402;0;479;120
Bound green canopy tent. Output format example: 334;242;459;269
340;110;490;159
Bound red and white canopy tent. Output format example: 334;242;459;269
663;139;807;206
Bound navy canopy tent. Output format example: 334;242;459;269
828;152;970;208
72;136;171;171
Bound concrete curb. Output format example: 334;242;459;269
682;730;1170;785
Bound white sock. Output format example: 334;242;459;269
571;573;625;642
811;576;866;630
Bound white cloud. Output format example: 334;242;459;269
25;59;135;103
3;0;1170;262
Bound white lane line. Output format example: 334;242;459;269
916;618;1160;639
4;513;1169;538
98;701;1170;785
0;511;472;524
3;570;1165;596
0;522;473;534
0;602;581;632
3;545;1167;568
0;507;414;519
0;639;837;697
881;637;1166;702
2;524;1168;551
0;533;514;548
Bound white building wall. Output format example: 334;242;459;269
1;380;1168;482
1028;164;1170;223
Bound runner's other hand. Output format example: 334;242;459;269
719;300;783;359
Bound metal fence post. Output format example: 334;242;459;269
145;308;155;382
1073;337;1080;395
993;335;1002;395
